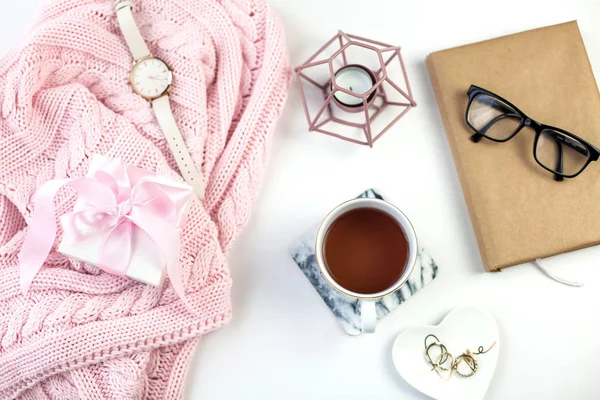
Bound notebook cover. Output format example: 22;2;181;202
426;21;600;271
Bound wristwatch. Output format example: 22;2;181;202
114;0;205;199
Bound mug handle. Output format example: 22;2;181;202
361;299;377;333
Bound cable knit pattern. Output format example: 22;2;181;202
0;0;290;398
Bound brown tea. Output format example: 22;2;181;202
323;207;408;294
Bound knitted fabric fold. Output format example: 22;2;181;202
0;0;290;398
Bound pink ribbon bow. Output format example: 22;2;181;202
18;156;194;299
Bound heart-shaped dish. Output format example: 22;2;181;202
392;307;499;400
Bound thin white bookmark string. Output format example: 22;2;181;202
533;258;583;288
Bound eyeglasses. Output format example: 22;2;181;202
465;85;600;181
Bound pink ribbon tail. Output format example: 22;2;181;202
18;179;71;293
18;177;118;294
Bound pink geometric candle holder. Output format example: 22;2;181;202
295;30;416;147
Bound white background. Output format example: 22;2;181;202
3;1;600;399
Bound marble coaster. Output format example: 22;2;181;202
290;189;439;335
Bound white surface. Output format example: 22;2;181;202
2;1;600;399
392;307;500;400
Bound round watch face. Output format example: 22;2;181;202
130;57;172;99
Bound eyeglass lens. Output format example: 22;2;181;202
536;129;590;176
467;94;523;141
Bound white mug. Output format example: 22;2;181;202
315;198;418;334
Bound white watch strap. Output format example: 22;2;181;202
115;1;151;60
153;95;205;199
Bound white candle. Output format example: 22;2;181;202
332;65;376;107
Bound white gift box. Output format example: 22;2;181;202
58;224;168;286
56;155;193;287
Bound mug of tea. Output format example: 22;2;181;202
315;198;418;334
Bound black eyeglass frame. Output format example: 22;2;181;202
465;85;600;181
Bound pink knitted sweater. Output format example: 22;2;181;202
0;0;289;398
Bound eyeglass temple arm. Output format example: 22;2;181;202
470;112;521;143
546;131;589;181
544;131;589;156
554;139;564;181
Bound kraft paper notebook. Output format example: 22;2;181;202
427;21;600;271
